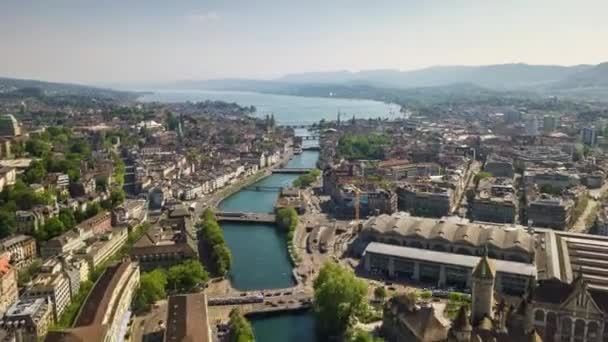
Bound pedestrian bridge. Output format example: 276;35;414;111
215;211;276;224
272;168;313;174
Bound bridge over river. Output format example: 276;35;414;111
216;211;276;224
242;185;284;192
272;168;313;174
207;287;313;319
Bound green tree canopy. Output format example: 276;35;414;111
337;134;389;160
0;211;16;239
293;168;321;188
166;112;179;131
346;329;384;342
212;244;233;277
110;189;125;208
23;160;47;184
373;286;387;300
228;308;255;342
197;210;232;276
314;262;368;336
36;217;66;241
25;138;51;157
58;209;76;230
166;260;209;292
133;270;168;311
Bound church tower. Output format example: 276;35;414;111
471;253;496;324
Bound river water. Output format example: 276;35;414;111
141;90;394;341
219;149;320;341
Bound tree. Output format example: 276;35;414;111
373;286;387;301
228;308;255;342
346;329;384;342
213;244;233;276
85;202;101;218
276;207;299;232
13;188;39;210
69;139;91;156
133;270;167;311
36;217;66;241
201;208;216;222
58;209;76;230
197;208;233;276
110;189;125;208
24;160;47;184
337;134;389;160
25;138;51;157
166;260;209;292
0;211;16;239
314;262;368;336
166;112;179;131
112;153;126;187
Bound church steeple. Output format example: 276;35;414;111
471;254;496;325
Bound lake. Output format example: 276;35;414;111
138;89;400;125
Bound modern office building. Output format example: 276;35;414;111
582;126;598;146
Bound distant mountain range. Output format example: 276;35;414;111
277;63;608;91
148;62;608;102
3;62;608;104
0;76;138;101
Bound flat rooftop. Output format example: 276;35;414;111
364;242;537;277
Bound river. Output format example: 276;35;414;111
219;149;320;342
143;90;393;341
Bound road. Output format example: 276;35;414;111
571;183;608;233
131;300;168;342
571;197;599;233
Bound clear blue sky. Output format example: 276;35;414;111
1;0;607;84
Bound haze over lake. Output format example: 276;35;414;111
138;90;400;125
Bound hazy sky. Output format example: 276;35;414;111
1;0;607;84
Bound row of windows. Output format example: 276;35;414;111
368;236;530;263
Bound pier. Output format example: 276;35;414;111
216;211;276;224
